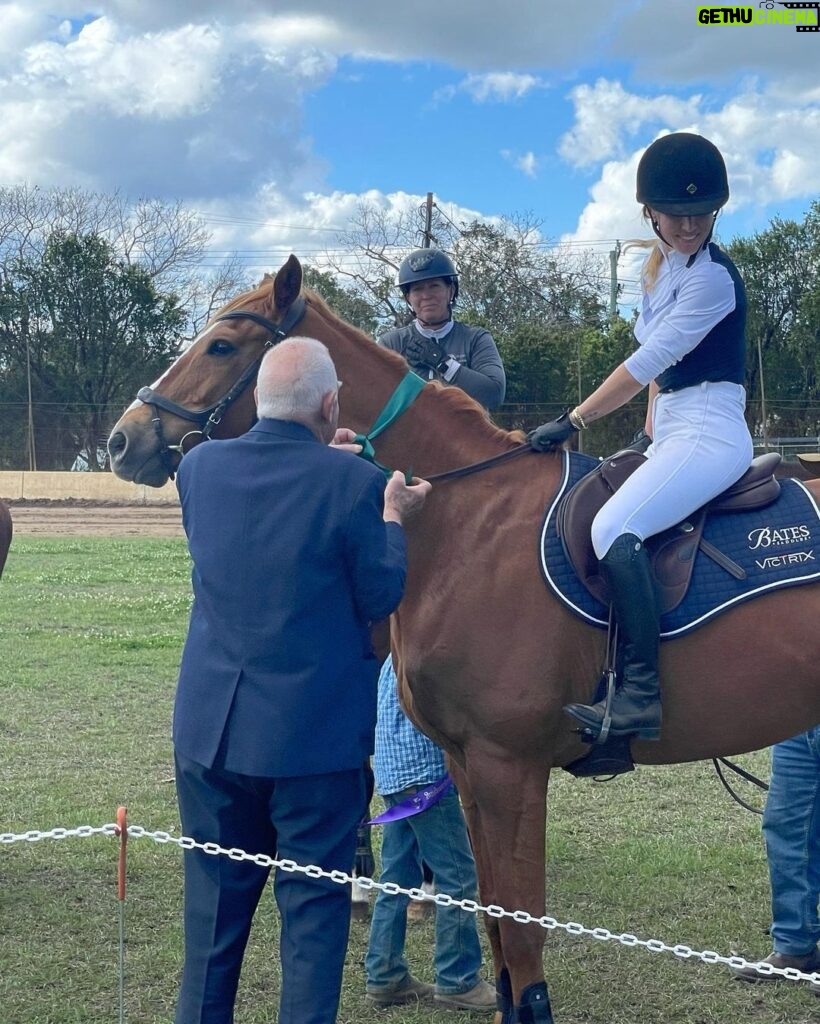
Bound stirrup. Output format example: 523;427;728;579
569;668;615;746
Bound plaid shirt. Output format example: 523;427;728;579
372;659;446;797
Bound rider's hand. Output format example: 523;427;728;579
405;335;449;373
527;411;578;451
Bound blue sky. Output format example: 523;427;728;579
1;2;819;310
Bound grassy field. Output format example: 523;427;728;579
0;536;814;1023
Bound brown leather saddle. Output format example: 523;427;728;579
557;451;782;613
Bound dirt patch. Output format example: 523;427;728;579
6;500;184;537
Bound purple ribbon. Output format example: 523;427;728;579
367;773;453;825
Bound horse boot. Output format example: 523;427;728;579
564;533;662;742
516;981;554;1023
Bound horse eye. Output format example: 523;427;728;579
207;340;235;356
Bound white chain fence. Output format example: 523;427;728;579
2;820;819;987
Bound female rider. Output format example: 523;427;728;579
529;132;753;742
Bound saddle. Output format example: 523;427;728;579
557;451;782;613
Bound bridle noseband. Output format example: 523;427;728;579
136;299;307;477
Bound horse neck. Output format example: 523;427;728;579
374;388;519;479
302;300;518;478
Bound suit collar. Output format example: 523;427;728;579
250;418;321;444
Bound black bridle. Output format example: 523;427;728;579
137;299;307;478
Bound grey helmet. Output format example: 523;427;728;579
397;249;459;301
636;133;729;216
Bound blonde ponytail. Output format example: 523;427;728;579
623;206;665;294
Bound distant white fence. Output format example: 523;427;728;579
753;437;820;461
0;471;178;505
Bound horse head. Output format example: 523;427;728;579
109;253;518;489
108;255;306;486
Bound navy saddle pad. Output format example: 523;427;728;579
540;451;820;639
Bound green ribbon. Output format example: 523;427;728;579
353;371;426;478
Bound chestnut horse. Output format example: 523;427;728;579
0;500;12;579
108;256;820;1023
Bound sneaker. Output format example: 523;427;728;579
434;979;497;1011
732;948;820;983
366;975;434;1006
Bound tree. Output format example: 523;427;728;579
0;232;184;470
0;184;245;337
727;202;820;439
302;265;379;336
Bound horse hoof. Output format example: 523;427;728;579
350;901;371;922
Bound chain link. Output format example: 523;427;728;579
1;824;115;844
3;820;819;986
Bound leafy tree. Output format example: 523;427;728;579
0;184;246;338
302;265;378;336
0;232;184;470
727;202;820;439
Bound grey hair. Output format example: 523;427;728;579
256;337;338;420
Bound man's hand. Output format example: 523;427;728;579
330;427;363;454
383;470;431;524
405;335;449;372
527;411;578;451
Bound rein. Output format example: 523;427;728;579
712;756;769;816
136;299;307;478
424;443;534;483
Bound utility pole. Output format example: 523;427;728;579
609;241;621;320
757;335;769;452
22;318;37;471
422;193;434;248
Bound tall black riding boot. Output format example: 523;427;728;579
564;533;662;741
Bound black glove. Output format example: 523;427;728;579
527;411;578;451
354;823;375;878
405;334;449;372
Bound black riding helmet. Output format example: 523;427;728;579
397;249;459;301
636;132;729;216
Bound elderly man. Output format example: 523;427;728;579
172;336;430;1024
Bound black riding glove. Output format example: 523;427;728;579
354;823;375;878
527;411;579;451
405;334;450;373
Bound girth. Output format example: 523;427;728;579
557;451;782;612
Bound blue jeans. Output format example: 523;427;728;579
763;727;820;955
365;787;484;995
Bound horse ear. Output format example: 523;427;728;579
272;255;303;314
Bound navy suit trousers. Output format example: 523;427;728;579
174;752;367;1024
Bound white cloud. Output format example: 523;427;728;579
436;72;545;105
22;18;223;118
559;80;702;167
192;187;490;281
501;149;539;178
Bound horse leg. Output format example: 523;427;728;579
449;761;510;1023
455;753;554;1024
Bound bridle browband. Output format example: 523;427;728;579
136;298;307;478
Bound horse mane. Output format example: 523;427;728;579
300;286;523;449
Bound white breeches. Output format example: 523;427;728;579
591;381;754;559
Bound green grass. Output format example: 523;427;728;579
0;538;815;1023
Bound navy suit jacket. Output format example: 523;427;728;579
173;418;407;777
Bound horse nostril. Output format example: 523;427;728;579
107;431;126;460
